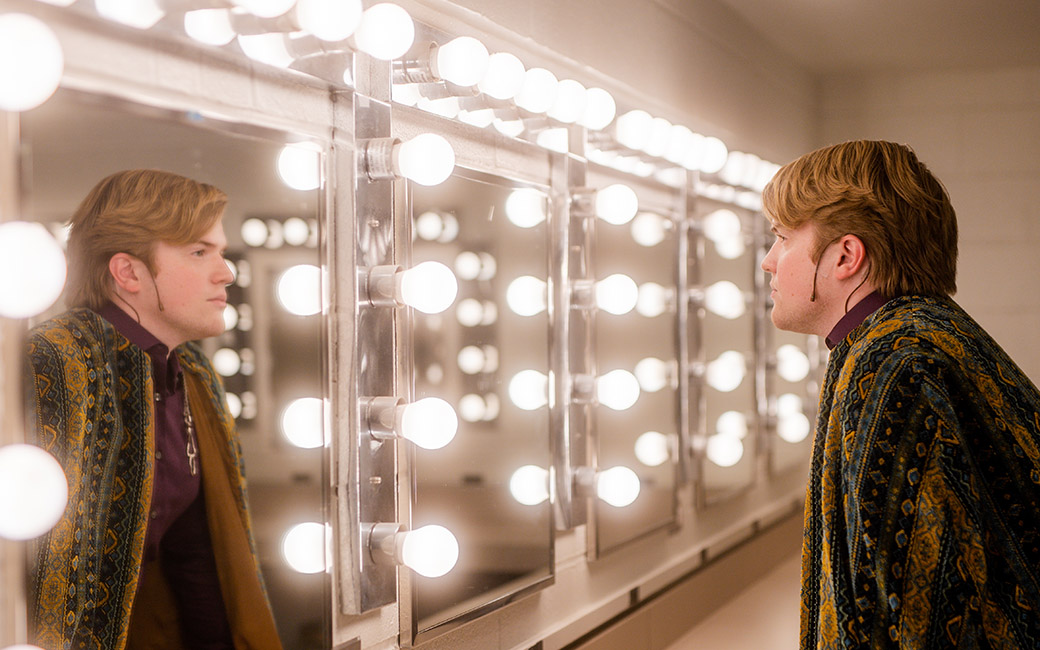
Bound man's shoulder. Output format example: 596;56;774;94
28;308;110;353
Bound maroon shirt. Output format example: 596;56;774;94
825;291;889;349
98;303;233;648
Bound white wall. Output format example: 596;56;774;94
820;67;1040;382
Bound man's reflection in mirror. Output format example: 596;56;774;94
24;170;283;649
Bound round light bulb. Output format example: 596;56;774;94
702;209;741;242
0;14;63;112
492;118;525;137
0;444;68;540
664;124;694;164
596;369;640;411
777;393;803;417
295;0;361;42
354;3;414;61
478;52;526;100
700;136;729;174
281;397;325;449
222;304;239;331
643;117;672;158
457;107;496;128
453;251;481;280
240;218;269;247
231;0;297;19
777;344;811;382
579;87;616;131
706;433;744;467
0;221;67;319
535;128;569;153
399;397;458;450
457;345;486;374
184;9;236;46
510;465;550;506
716;410;748;438
615;109;653;150
505;188;547;228
547;79;587;124
634;431;671;467
282;217;310;246
596;466;640;507
277;264;322;316
212;348;241;377
436;36;489;86
282;522;328;574
636;282;669;318
703;280;746;319
394;133;455;186
778;412;811;443
400;524;459;578
595;273;639;315
635;357;669;393
95;0;164;29
631;212;669;247
706;350;746;392
509;369;549;411
277;143;321;191
506;275;547;317
237;33;294;68
515;67;558;114
594;183;639;225
398;261;458;314
715;236;746;260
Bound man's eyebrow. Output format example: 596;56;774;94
195;239;227;252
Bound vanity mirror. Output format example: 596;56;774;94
17;88;328;650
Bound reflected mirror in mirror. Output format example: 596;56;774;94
407;170;553;639
771;331;817;475
18;89;327;649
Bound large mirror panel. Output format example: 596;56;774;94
18;88;328;649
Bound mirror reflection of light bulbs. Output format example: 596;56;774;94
278;264;322;316
184;9;236;46
400;524;459;578
715;236;746;260
453;251;481;280
777;344;811;382
478;51;526;100
507;275;548;317
399;397;458;450
455;298;483;327
580;87;617;130
0;13;63;112
394;133;455;186
778;412;811;443
510;465;550;506
278;143;322;191
706;350;746;392
703;280;746;319
597;369;640;411
457;345;486;374
700;136;729;174
225;392;243;418
212;348;241;377
702;209;741;242
398;261;458;314
282;522;328;574
515;67;558;114
716;410;748;438
596;466;641;507
281;397;325;449
222;304;239;331
458;393;486;422
240;218;268;247
231;0;296;18
594;183;639;225
777;393;803;417
505;188;547;228
644;117;672;158
634;431;671;467
295;0;361;42
706;433;744;467
435;36;489;86
635;357;670;393
548;79;587;124
0;444;68;541
664;124;693;164
509;369;549;411
0;222;67;319
282;217;309;246
595;273;639;315
631;212;668;247
96;0;164;29
637;282;669;318
457;107;496;128
237;33;294;68
535;128;569;154
493;118;525;137
354;3;414;60
615;109;652;151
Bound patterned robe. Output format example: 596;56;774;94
802;295;1040;649
25;308;281;650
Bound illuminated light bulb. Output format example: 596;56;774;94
231;0;297;18
547;79;587;124
700;136;729;174
392;82;421;106
535;128;569;154
719;150;746;186
595;273;639;315
240;218;269;247
596;466;641;507
777;344;810;382
264;219;285;249
295;0;361;42
394;133;455;186
739;152;762;189
278;143;322;191
705;350;746;392
277;263;322;316
415;211;445;241
703;280;746;319
506;275;547;317
453;251;481;280
457;345;486;375
483;393;501;420
716;410;748;438
354;3;414;60
634;431;671;467
492;118;525;137
398;397;458;450
282;217;310;246
0;222;66;319
777;393;803;417
478;51;526;100
0;14;62;112
664;124;693;164
222;304;239;331
479;300;498;325
237;33;294;68
580;87;617;131
615;109;653;151
515;67;558;114
636;282;668;318
681;132;706;171
706;433;743;467
753;162;781;193
631;212;669;247
506;188;547;228
398;261;458;314
95;0;164;28
481;345;499;372
457;107;495;128
455;298;483;327
184;9;236;46
400;524;459;578
594;183;639;225
438;213;459;243
510;465;550;506
635;357;670;393
509;369;549;411
212;348;241;377
0;444;67;541
225;392;243;419
715;236;746;260
643;117;672;158
596;369;640;411
458;393;486;422
282;522;329;574
778;412;811;443
702;208;741;242
281;397;325;449
416;95;460;119
435;36;489;86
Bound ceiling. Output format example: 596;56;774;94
713;0;1040;74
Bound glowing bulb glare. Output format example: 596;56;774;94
295;0;361;42
277;264;322;316
394;133;455;186
398;398;458;450
478;52;526;100
354;3;414;60
510;465;550;506
398;261;458;314
281;397;325;449
0;14;63;112
0;444;68;540
436;36;489;86
595;273;638;315
282;522;328;574
594;184;638;225
278;143;322;191
596;466;640;507
597;369;640;411
401;525;458;578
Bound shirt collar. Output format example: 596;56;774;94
97;301;181;396
825;291;889;349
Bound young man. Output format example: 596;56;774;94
25;170;282;649
761;141;1040;649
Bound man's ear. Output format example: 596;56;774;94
108;253;145;294
833;234;868;280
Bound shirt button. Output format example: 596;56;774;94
155;450;163;460
150;510;158;520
